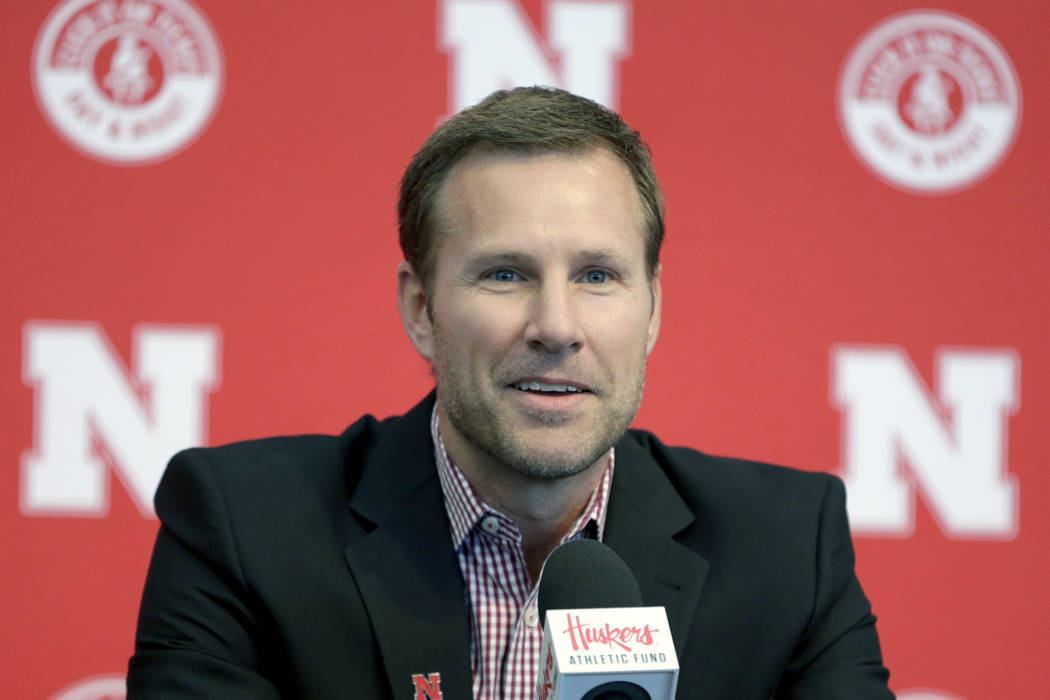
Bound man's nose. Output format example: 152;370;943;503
524;281;584;354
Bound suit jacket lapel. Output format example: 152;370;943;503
343;395;472;699
605;432;710;655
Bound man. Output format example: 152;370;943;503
128;87;894;699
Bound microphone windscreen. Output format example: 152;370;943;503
538;539;642;623
581;681;652;700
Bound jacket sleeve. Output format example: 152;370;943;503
127;448;281;699
775;476;895;699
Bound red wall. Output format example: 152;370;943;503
3;1;1048;698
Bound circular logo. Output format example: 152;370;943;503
49;674;125;700
32;0;224;165
837;11;1021;194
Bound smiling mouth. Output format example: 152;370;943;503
511;380;590;396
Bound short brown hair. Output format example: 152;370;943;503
398;87;664;294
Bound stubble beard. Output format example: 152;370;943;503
433;343;647;480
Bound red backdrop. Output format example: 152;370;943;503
3;1;1048;698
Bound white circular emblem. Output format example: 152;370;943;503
837;11;1021;194
32;0;223;165
49;674;125;700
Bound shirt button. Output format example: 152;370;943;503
481;516;500;535
525;607;539;628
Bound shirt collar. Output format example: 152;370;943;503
430;404;614;549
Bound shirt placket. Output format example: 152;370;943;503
476;514;533;700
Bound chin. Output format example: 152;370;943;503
500;441;610;481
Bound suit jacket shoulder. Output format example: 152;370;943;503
156;414;375;534
625;428;845;552
131;410;411;699
612;428;892;699
130;395;471;700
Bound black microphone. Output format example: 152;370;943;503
535;540;678;700
539;539;643;622
581;681;652;700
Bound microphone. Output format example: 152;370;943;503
535;540;679;700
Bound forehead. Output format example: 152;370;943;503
432;147;646;257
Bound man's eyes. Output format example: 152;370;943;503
581;269;609;284
486;268;522;282
481;268;614;284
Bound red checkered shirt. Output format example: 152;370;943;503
431;407;614;700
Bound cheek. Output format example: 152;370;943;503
587;315;654;375
439;302;522;358
588;303;652;343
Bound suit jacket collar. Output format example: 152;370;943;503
343;394;710;695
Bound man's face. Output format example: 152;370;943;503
401;148;661;480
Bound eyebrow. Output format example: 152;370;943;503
465;248;633;268
573;249;633;267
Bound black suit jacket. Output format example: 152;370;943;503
128;395;893;699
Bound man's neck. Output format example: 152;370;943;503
437;410;609;583
474;462;606;583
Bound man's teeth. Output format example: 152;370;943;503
514;381;582;393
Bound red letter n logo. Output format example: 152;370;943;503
411;673;443;700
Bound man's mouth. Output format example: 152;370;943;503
511;380;589;396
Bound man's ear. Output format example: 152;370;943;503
397;261;435;361
646;263;662;356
